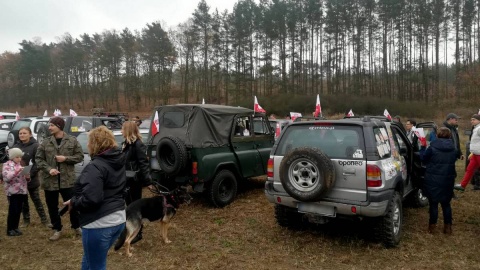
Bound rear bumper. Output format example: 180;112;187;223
264;181;389;217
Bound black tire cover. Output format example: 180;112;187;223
37;124;50;144
156;136;188;176
279;147;335;202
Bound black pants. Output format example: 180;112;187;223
7;194;27;232
22;187;48;223
125;178;142;206
428;199;453;225
44;188;79;231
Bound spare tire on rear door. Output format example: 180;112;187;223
156;136;188;176
36;123;50;144
279;147;335;202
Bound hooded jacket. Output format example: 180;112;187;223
469;123;480;155
420;138;457;202
14;137;39;189
71;148;126;227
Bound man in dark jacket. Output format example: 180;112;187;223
443;113;464;160
35;117;84;241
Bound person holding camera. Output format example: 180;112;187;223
64;126;126;270
35;117;84;241
2;148;28;236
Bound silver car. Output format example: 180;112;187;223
74;129;148;177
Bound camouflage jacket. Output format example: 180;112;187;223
35;133;84;190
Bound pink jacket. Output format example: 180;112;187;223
2;160;27;196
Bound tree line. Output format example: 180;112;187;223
1;0;480;112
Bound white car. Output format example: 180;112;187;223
0;119;16;162
74;129;149;177
7;117;50;148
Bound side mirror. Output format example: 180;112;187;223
400;148;408;155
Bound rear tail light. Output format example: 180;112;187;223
267;158;274;177
275;123;281;138
192;162;198;175
366;164;382;187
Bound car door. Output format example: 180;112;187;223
412;122;437;187
231;115;268;177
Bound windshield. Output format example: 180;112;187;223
12;120;31;130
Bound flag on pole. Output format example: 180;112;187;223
383;109;392;120
346;109;354;117
290;112;302;121
15;111;20;120
478;108;480;114
202;98;205;104
314;94;322;117
70;109;78;116
151;111;160;136
254;96;266;113
43;110;48;117
53;109;61;116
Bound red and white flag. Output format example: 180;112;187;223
151;111;160;136
347;109;354;117
43;110;48;117
202;98;205;105
478;108;480;114
314;94;322;117
15;111;20;120
70;109;78;116
290;112;302;121
254;96;266;113
383;109;392;120
53;109;62;116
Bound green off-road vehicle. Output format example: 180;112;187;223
146;104;275;207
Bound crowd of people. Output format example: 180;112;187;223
1;116;152;269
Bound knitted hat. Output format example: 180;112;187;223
446;113;460;120
472;114;480;121
8;148;24;160
49;117;65;130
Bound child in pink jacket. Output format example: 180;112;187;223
2;148;27;236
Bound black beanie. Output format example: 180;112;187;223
50;117;65;130
472;114;480;121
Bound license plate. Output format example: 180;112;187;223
297;203;336;217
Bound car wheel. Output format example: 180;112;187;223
156;136;188;176
409;188;429;208
375;191;403;248
274;204;307;230
279;147;335;202
37;124;50;144
0;143;8;162
7;132;16;148
206;169;237;207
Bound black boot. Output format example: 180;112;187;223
130;225;143;245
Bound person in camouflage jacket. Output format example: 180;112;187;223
35;117;84;241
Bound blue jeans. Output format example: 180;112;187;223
81;223;125;270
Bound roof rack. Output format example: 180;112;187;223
293;116;327;122
343;115;392;122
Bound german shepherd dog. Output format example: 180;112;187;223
114;185;192;257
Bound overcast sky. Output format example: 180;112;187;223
0;0;239;53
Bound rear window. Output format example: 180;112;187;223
163;112;185;128
276;124;365;159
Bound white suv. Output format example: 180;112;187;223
7;117;50;148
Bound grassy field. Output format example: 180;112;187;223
2;125;480;269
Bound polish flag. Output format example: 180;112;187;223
15;111;20;120
254;96;266;113
54;109;62;116
314;94;322;117
383;109;392;120
478;108;480;114
151;111;160;137
202;98;205;104
43;110;48;116
346;109;354;117
290;112;302;121
70;109;78;116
